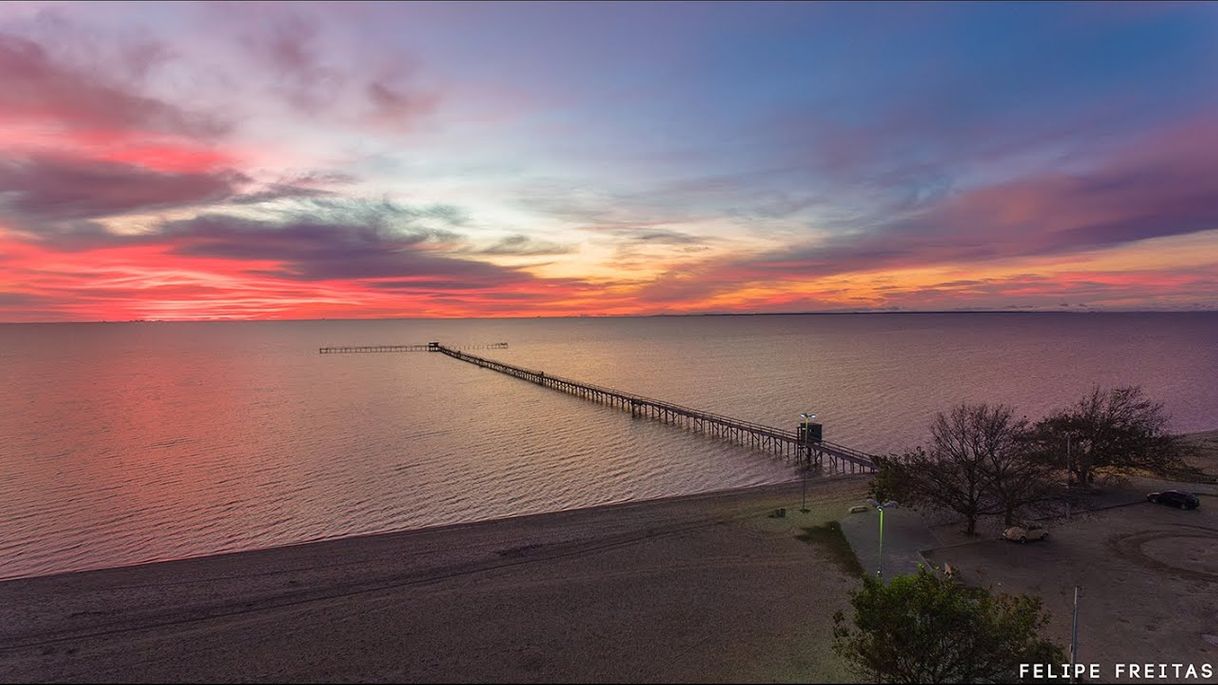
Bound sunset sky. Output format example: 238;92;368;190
1;1;1217;321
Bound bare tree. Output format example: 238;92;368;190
900;404;999;535
986;424;1058;526
876;404;1056;533
875;390;1182;532
927;404;1009;534
930;404;1027;533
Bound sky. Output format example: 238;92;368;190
1;1;1217;321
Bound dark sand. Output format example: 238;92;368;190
0;477;870;683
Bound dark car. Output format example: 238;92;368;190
1147;490;1201;510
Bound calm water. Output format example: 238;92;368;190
1;313;1216;579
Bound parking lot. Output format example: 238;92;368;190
923;479;1218;682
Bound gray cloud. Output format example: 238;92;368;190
0;155;244;224
473;234;576;256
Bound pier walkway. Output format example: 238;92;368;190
435;345;877;475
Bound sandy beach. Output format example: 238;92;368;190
0;477;872;683
5;432;1216;683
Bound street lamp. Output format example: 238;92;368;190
799;413;817;513
866;498;898;578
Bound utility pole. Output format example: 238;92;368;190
1066;434;1072;521
1069;585;1081;684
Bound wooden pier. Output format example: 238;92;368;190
319;342;508;354
435;345;877;475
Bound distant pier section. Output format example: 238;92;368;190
319;342;508;354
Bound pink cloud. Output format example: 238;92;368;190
0;154;244;226
0;33;229;139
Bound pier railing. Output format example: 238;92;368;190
437;346;877;475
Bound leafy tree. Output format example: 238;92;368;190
868;453;918;505
1033;386;1186;485
832;569;1065;684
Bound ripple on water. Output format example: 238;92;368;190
2;313;1217;579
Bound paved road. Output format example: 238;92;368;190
839;506;939;579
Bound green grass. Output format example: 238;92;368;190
796;521;865;578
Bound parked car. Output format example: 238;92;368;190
1147;490;1201;510
1002;524;1048;543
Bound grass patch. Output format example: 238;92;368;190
796;521;865;578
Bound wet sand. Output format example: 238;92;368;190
0;477;870;683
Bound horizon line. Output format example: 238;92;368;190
3;307;1218;325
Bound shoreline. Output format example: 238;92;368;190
0;475;872;683
7;428;1214;586
3;434;1214;681
0;475;855;585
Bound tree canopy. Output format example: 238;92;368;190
832;568;1065;684
1030;385;1185;485
873;387;1189;533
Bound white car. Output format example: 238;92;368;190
1002;524;1048;543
